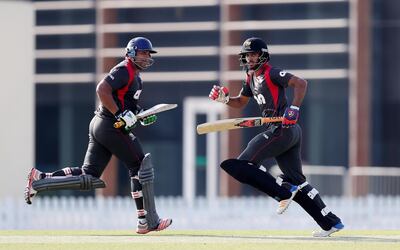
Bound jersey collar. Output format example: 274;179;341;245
254;63;270;76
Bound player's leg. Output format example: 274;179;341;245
221;128;298;201
24;117;109;204
273;126;307;214
278;174;344;235
275;125;343;235
136;153;172;233
98;125;171;233
220;159;293;201
242;127;300;203
89;118;148;232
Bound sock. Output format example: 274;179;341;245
40;167;83;179
45;167;83;177
131;176;146;220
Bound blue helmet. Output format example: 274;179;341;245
125;37;157;70
126;37;157;58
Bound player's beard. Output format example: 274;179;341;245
246;61;262;72
133;57;154;70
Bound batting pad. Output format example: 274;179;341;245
32;175;106;192
139;153;160;229
220;159;292;201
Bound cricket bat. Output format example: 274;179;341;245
196;116;283;135
114;103;178;128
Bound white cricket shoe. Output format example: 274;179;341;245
277;184;299;214
24;168;42;205
312;222;344;237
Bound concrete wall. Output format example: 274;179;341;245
0;1;34;199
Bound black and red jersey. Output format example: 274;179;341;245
241;63;293;118
97;58;143;118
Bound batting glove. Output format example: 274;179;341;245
116;110;138;131
209;85;229;104
140;115;157;126
282;105;300;128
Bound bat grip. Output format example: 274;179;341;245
261;116;284;124
113;120;125;129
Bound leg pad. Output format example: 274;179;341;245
32;175;106;192
139;153;160;229
220;159;292;201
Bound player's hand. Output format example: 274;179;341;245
209;85;229;104
140;115;157;126
282;105;300;128
116;110;137;131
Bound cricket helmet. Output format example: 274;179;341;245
239;37;270;70
125;37;157;70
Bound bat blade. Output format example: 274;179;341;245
196;116;283;134
114;103;178;128
196;117;263;134
135;103;178;119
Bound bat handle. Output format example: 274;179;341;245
261;116;284;124
113;120;125;129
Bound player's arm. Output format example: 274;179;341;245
97;67;137;130
288;75;307;107
225;93;250;108
96;79;120;115
97;67;130;116
283;75;307;127
270;68;307;127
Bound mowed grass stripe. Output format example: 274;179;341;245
0;230;399;250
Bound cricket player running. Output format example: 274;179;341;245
209;37;344;237
24;37;172;234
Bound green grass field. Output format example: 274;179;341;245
0;230;399;250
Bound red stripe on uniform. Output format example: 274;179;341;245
264;64;279;109
116;59;136;110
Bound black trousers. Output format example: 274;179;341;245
238;124;306;185
81;115;144;178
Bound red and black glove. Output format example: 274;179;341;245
209;85;229;104
282;105;300;128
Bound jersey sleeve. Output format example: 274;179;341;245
104;66;130;90
269;67;293;88
240;74;253;97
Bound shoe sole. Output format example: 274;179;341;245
136;219;172;234
24;168;36;205
312;225;344;237
277;187;299;214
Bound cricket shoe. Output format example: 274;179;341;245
276;183;299;214
24;167;42;205
312;222;344;237
136;218;173;234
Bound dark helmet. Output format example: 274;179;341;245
239;37;270;70
125;37;157;69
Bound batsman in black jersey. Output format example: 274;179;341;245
209;37;344;237
24;37;172;234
